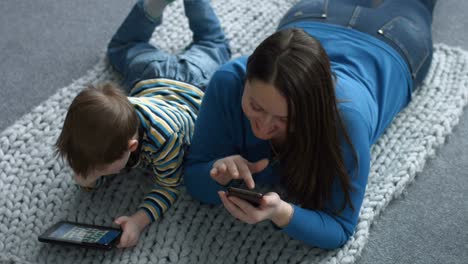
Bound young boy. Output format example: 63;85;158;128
55;0;230;248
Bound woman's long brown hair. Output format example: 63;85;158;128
246;28;357;213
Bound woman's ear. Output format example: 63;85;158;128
128;139;139;152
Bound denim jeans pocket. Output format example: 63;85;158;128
278;0;329;28
125;51;172;89
378;16;429;79
178;49;222;87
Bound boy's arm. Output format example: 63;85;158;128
114;134;184;248
112;138;185;248
139;133;184;222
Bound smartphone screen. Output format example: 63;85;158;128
39;221;121;250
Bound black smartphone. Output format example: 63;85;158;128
227;187;264;206
38;221;122;250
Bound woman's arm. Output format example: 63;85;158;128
185;60;248;204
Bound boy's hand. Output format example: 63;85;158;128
114;210;150;248
210;156;269;189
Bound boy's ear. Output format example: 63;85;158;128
128;139;139;152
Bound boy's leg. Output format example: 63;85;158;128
419;0;437;14
178;0;231;90
107;0;174;90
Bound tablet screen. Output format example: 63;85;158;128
49;223;120;245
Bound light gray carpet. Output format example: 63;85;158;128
0;2;463;263
1;41;467;263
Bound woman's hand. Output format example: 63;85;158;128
211;155;269;189
114;210;150;248
218;191;294;228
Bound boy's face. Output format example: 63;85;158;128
95;150;132;177
74;150;132;188
74;137;139;188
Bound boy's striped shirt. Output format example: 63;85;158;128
128;78;203;222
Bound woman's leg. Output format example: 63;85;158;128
278;0;436;88
347;0;436;87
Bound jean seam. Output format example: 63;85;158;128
323;0;329;18
380;17;429;79
347;6;361;28
382;30;413;75
413;43;429;78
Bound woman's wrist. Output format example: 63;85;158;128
271;201;294;228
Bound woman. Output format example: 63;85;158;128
184;0;436;249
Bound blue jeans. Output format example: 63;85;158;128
107;0;231;91
278;0;436;88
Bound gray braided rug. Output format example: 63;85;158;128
1;0;467;263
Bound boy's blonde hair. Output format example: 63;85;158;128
55;82;139;178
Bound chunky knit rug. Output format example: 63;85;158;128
1;0;467;263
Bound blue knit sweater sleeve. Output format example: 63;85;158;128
184;60;246;204
283;106;371;249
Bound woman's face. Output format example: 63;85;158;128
242;79;288;143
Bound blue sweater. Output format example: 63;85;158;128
184;22;412;249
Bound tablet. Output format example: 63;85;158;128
38;221;122;250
